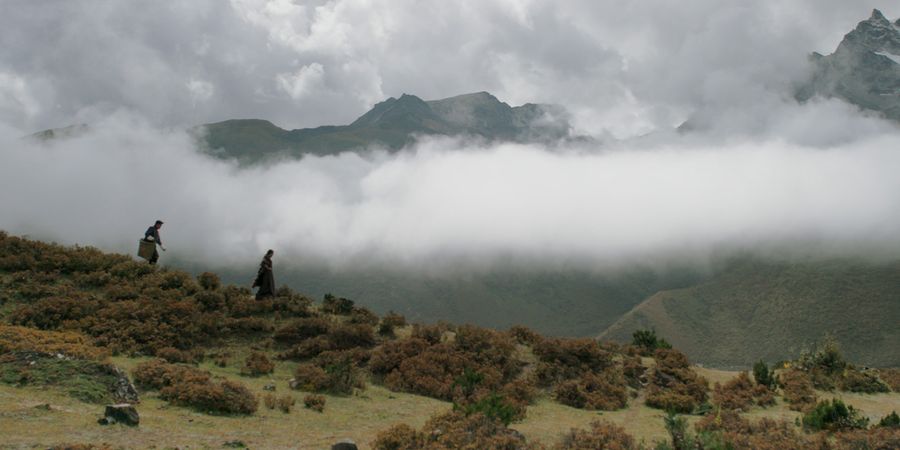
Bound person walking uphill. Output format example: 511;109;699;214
143;220;166;264
252;249;275;299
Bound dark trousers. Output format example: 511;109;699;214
149;248;159;264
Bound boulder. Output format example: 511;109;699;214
98;403;139;426
331;440;358;450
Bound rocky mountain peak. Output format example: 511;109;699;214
840;9;900;54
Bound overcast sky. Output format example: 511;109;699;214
1;1;899;272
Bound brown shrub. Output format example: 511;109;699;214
378;311;407;337
533;337;613;386
502;378;538;406
273;317;331;345
322;293;354;315
241;352;274;376
554;420;637;450
327;323;376;350
839;368;890;393
155;347;201;364
348;306;379;325
411;323;449;344
276;395;295;413
555;369;628;411
712;372;775;411
418;410;531;449
279;335;334;360
780;369;817;411
645;349;708;413
696;412;809;450
194;290;226;311
369;338;430;377
303;394;326;412
132;359;211;390
49;444;115;450
878;368;900;392
371;423;422;450
264;393;277;409
622;355;647;389
160;379;257;415
222;317;273;335
831;427;900;450
292;364;330;392
507;325;542;346
197;272;220;291
0;325;108;360
9;295;100;330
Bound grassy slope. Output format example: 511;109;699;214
600;258;900;368
2;361;898;449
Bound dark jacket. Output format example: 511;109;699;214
145;226;162;245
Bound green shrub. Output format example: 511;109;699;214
802;399;869;431
457;392;521;426
878;411;900;428
632;329;671;355
752;360;776;389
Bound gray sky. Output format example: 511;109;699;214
1;1;899;271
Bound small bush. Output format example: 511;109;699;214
276;395;295;413
279;335;333;360
327;323;376;350
831;427;900;450
802;399;869;431
197;272;220;291
507;325;542;346
273;317;331;345
303;394;325;412
378;311;407;337
160;379;258;415
372;423;421;450
155;347;200;364
752;360;776;389
322;293;354;315
348;306;379;326
712;372;775;411
241;352;274;376
879;411;900;428
264;393;277;409
533;337;613;386
780;369;817;411
839;368;890;393
554;420;637;450
291;354;363;395
645;349;708;413
554;370;628;411
632;329;671;355
877;368;900;392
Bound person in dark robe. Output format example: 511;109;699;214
252;249;275;299
144;220;166;264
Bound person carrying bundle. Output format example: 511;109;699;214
140;220;166;264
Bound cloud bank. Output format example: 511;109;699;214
1;1;899;273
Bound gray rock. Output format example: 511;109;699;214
263;383;276;391
331;440;358;450
110;366;140;403
99;403;139;426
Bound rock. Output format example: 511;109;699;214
331;440;358;450
109;366;140;403
263;383;276;391
99;403;139;426
288;378;299;390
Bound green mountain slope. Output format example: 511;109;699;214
599;258;900;368
195;92;573;163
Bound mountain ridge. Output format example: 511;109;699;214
197;91;573;163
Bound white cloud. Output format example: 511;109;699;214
277;63;325;100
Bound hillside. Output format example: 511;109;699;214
600;257;900;368
1;232;899;449
196;92;573;163
797;9;900;122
